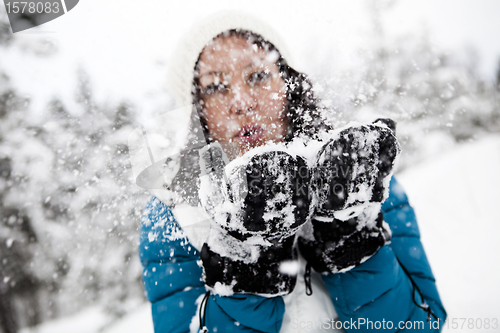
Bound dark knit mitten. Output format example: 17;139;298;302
298;119;400;273
199;143;312;295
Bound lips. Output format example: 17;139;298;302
236;123;264;144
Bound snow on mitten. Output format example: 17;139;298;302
298;119;400;273
199;143;312;295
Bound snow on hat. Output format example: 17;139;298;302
166;10;293;108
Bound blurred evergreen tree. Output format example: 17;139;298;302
0;12;147;331
338;2;500;170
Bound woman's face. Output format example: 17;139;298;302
197;35;288;156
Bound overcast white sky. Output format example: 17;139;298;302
1;0;500;118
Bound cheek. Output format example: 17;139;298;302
205;114;226;138
256;85;287;119
266;85;288;135
204;100;226;125
204;106;239;140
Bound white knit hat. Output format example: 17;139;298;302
166;11;293;108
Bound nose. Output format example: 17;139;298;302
229;85;257;115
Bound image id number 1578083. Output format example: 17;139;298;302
5;2;60;14
446;318;498;330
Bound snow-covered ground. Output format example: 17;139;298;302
21;135;500;332
20;305;154;333
20;307;112;333
398;135;500;332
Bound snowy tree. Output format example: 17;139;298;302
319;1;500;170
0;13;149;331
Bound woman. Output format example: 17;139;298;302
138;12;446;333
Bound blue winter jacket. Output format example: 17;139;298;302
139;177;447;332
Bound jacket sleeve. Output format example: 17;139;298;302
139;196;286;333
321;177;447;332
139;196;206;333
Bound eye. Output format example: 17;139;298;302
247;70;271;86
202;82;228;96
